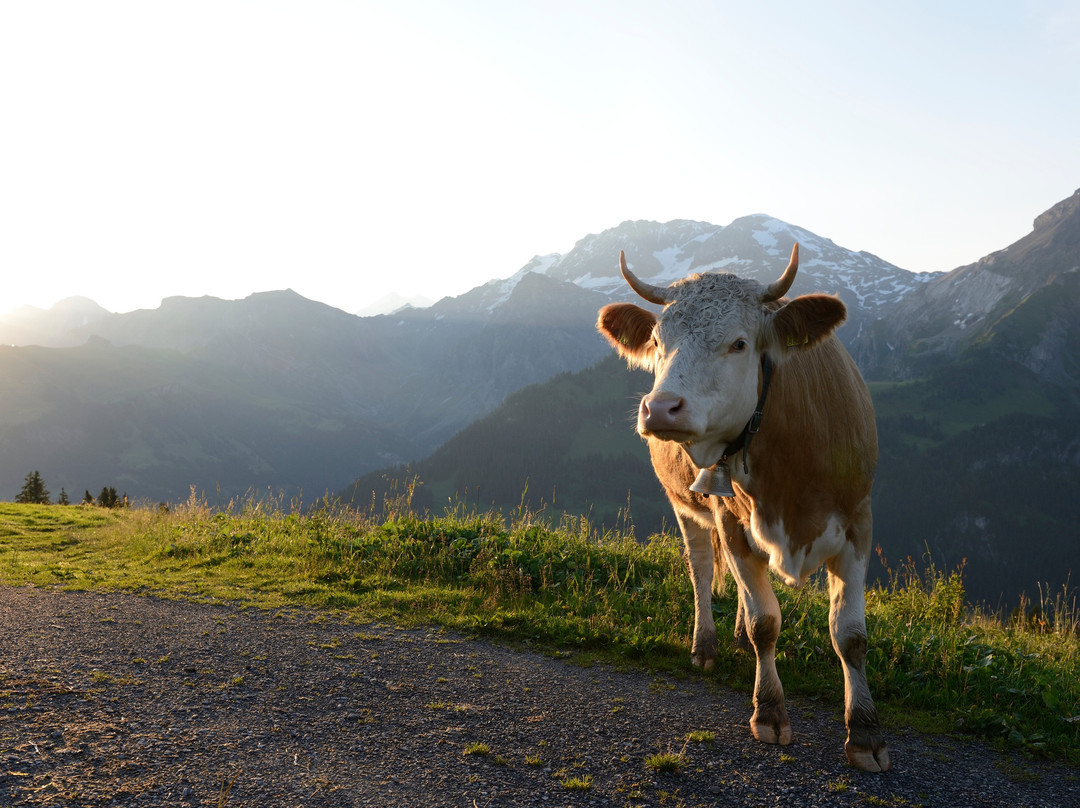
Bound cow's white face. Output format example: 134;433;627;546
638;273;768;468
597;246;848;470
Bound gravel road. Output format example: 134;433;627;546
1;585;1076;807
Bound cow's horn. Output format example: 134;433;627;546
761;243;800;303
620;251;671;305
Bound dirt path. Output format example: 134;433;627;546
1;585;1076;807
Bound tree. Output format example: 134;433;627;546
98;486;119;508
82;490;95;505
57;488;70;506
15;471;50;505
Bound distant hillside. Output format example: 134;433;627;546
0;282;615;502
339;355;666;532
0;336;419;504
871;356;1080;607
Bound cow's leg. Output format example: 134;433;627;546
710;526;750;651
826;539;891;772
719;510;790;745
731;579;751;652
675;512;717;669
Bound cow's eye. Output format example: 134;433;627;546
730;339;748;353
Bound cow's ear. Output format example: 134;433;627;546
597;303;657;369
764;294;846;354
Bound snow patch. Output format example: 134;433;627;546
753;229;779;250
526;253;561;276
651;246;696;284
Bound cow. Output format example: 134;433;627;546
596;244;890;772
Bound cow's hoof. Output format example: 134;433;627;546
845;741;891;772
750;716;792;746
691;653;715;671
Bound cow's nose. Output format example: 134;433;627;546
641;394;685;430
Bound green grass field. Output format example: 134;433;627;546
1;498;1077;763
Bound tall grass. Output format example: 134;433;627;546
1;497;1077;762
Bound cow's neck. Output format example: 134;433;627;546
725;352;773;470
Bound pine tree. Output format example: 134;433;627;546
15;471;50;505
98;486;119;508
82;490;95;505
57;488;70;506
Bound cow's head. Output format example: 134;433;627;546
597;244;847;469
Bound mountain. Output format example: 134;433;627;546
2;213;933;511
870;360;1080;609
857;188;1080;384
0;284;611;503
342;207;932;521
522;216;939;350
0;297;110;347
354;292;434;317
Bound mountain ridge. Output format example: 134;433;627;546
856;187;1080;382
0;208;1017;526
3;212;934;351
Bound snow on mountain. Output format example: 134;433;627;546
855;187;1080;382
529;215;937;316
432;216;940;350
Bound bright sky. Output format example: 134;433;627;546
2;1;1078;315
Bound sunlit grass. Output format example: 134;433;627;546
644;750;686;773
1;497;1077;762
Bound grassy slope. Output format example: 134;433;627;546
1;501;1077;763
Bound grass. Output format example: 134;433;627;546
644;751;686;773
559;774;593;791
1;498;1078;762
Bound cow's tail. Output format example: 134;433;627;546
710;528;730;596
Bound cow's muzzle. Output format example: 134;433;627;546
639;393;695;442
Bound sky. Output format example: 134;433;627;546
2;1;1078;316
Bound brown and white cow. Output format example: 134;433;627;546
597;244;890;772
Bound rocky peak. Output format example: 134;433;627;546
856;188;1080;384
